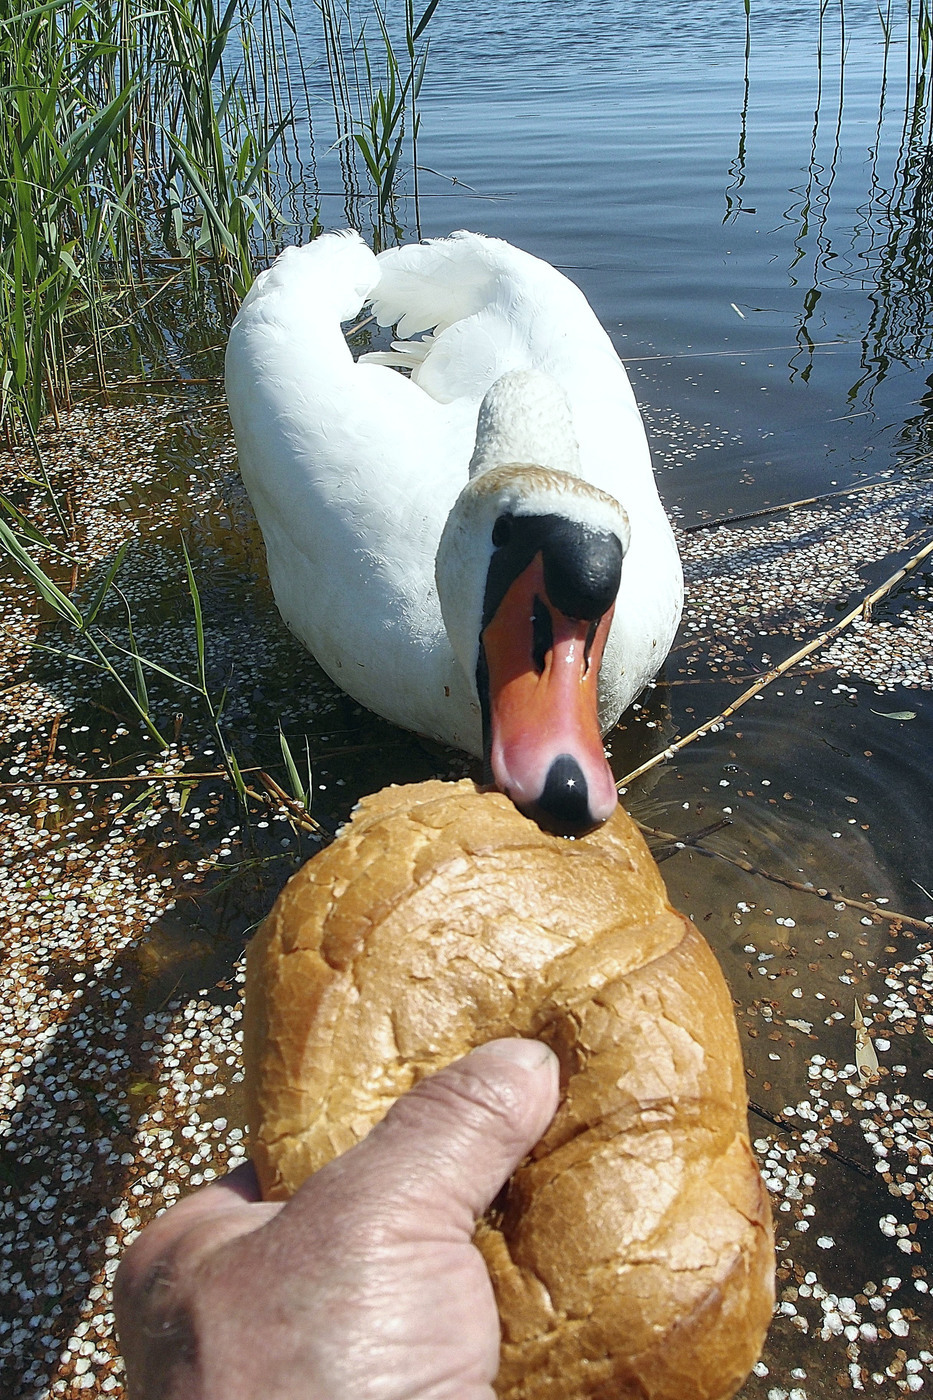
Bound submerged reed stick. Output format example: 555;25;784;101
618;533;933;788
638;819;933;934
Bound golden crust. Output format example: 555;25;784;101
244;779;774;1399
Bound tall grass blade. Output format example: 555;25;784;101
226;745;248;804
0;493;60;552
86;540;129;625
0;516;83;627
181;535;207;695
278;724;312;808
113;584;151;715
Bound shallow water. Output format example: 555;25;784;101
2;1;933;1396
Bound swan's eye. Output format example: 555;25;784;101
492;515;512;548
532;596;553;674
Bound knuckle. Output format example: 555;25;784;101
407;1059;529;1142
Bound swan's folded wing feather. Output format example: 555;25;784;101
408;312;527;405
370;231;634;416
226;232;479;584
359;334;435;373
242;229;379;324
371;230;500;335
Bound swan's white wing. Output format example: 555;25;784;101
370;234;622;392
368;233;651;496
225;231;481;747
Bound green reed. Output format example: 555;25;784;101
0;502;254;797
317;0;440;247
158;0;292;309
0;0;288;439
0;0;436;446
0;0;440;821
0;3;135;435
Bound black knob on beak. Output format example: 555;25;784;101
520;753;612;836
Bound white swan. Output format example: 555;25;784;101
225;229;683;832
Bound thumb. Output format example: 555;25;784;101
292;1039;560;1236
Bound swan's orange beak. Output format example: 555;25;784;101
480;553;618;835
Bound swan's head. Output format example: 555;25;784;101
436;373;630;835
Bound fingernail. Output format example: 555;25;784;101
467;1038;556;1073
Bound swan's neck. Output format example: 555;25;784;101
469;370;582;479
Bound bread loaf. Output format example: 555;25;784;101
245;779;774;1399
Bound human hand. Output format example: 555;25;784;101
114;1038;560;1399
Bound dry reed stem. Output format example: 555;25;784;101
617;533;933;789
684;478;886;533
684;451;933;534
257;769;330;839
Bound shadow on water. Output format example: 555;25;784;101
0;818;293;1395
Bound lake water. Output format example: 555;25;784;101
3;1;933;1395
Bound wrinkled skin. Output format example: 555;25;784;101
114;1040;560;1400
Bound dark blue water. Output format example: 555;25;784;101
262;9;933;1391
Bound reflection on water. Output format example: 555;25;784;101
274;9;933;1389
763;0;933;396
722;0;753;227
250;7;933;1383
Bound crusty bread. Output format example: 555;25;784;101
245;779;774;1399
